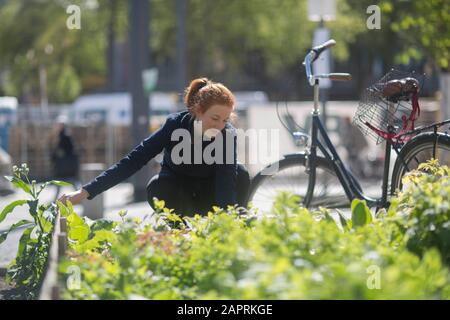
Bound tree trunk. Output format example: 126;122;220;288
107;0;117;91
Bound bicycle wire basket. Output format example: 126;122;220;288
353;69;425;144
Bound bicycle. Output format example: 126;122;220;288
248;39;450;214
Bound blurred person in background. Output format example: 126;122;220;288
50;115;80;201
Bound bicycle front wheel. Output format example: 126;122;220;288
248;154;350;215
391;133;450;193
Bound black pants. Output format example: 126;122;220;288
146;164;250;216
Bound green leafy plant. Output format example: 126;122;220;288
56;200;118;254
59;194;450;300
0;163;72;299
4;161;450;300
389;159;450;265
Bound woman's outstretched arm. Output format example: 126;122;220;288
58;115;178;205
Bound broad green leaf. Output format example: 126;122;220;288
67;212;91;243
351;199;372;229
65;207;90;243
0;200;28;224
72;230;117;252
57;201;70;217
0;219;33;245
38;208;54;234
66;200;75;215
49;180;73;187
10;219;32;230
27;200;39;218
67;212;85;227
68;224;90;244
8;176;32;195
16;226;34;257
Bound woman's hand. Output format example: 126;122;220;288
57;188;90;206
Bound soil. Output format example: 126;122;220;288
0;276;14;300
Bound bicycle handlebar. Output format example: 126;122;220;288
328;73;352;81
303;39;352;86
311;39;336;63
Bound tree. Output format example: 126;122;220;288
0;0;373;102
0;0;111;103
390;0;450;119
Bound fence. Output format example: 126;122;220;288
7;105;145;181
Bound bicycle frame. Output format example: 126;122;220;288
304;79;385;208
301;40;389;208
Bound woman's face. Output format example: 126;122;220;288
195;104;233;138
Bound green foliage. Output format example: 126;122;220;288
0;0;109;102
57;200;118;254
351;199;372;228
391;0;450;70
389;159;450;265
0;0;370;101
0;164;70;299
1;0;447;102
60;194;450;300
4;161;450;300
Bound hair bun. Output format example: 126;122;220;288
184;78;209;109
183;77;235;116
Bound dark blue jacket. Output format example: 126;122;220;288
82;110;238;208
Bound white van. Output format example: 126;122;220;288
70;92;180;126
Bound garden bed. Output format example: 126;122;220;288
1;161;450;300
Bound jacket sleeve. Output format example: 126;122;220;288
214;126;238;208
82;116;177;200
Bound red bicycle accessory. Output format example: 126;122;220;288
353;70;424;144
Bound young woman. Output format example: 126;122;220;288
58;78;251;216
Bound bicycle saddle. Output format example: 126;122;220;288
382;77;419;101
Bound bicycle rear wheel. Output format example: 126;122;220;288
248;154;350;215
391;133;450;193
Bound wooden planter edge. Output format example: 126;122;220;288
38;212;67;300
